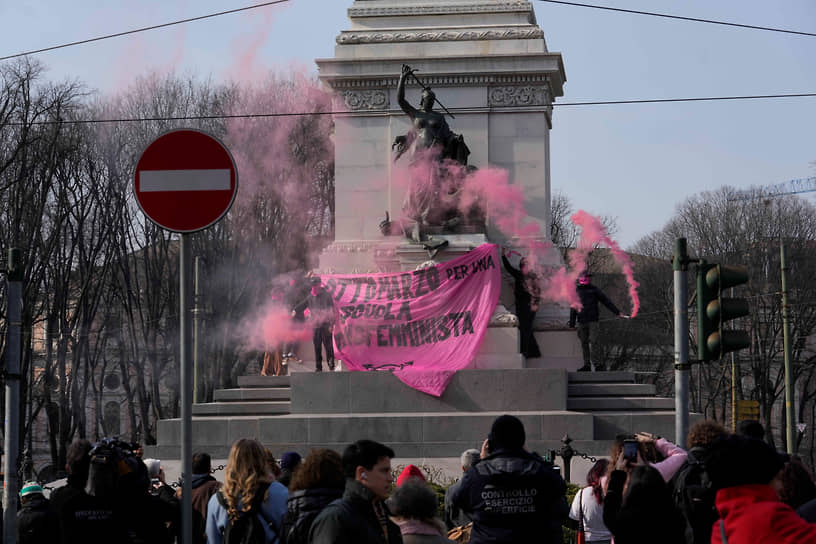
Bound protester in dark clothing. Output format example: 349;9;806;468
176;452;222;544
451;415;569;543
294;276;336;372
281;448;345;544
735;419;765;440
309;440;402;544
279;451;302;489
444;448;479;530
502;249;541;358
17;482;59;544
603;463;685;544
50;438;92;514
669;420;727;544
569;272;626;371
388;480;453;544
118;455;178;544
707;434;816;543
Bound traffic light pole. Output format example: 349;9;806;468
674;238;690;449
781;242;795;454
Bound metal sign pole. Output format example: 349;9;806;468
3;248;22;544
180;234;193;544
674;239;690;449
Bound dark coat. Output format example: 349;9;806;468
603;470;685;544
17;495;60;544
281;487;343;544
569;283;621;326
187;474;221;544
308;479;402;544
450;449;568;544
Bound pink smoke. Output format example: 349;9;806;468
570;210;640;317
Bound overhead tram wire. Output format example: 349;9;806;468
0;0;290;62
8;91;816;126
536;0;816;38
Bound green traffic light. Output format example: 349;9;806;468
697;262;750;362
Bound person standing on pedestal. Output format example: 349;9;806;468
502;248;541;359
294;276;336;372
569;272;628;371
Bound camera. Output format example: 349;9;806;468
623;439;639;462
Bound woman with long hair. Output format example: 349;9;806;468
280;449;345;544
569;459;612;544
206;439;289;544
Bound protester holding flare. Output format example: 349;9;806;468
294;276;336;372
569;271;628;371
501;247;542;358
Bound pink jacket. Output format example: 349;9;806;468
651;438;687;482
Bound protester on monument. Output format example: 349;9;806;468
49;438;92;513
568;458;612;544
284;275;308;365
775;455;816;511
450;414;569;543
280;448;345;544
607;432;687;484
308;439;402;544
568;271;628;371
262;284;288;376
602;461;685;544
293;276;336;372
17;481;60;544
501;248;542;358
176;452;222;544
279;451;303;489
388;479;454;544
706;434;816;543
207;438;289;544
444;448;480;530
668;419;728;544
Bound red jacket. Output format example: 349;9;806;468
711;484;816;544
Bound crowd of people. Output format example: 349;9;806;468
11;416;816;543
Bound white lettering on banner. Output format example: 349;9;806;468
480;487;538;514
139;169;231;192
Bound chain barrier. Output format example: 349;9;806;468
171;463;226;488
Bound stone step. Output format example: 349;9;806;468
237;376;291;388
192;401;291;416
567;371;636;383
568;383;655;397
592;411;701;441
567;396;675;412
214;388;291;402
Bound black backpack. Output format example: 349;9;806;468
670;448;718;544
216;482;275;544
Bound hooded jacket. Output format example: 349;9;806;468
308;479;402;544
710;484;816;544
450;449;568;544
281;487;343;544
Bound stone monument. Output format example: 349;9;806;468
316;0;579;368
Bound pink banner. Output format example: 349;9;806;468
322;244;501;396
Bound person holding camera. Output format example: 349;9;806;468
450;415;569;543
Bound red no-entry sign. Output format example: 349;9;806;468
134;129;238;232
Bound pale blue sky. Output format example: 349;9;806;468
1;0;814;247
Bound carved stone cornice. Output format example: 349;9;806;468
348;2;532;18
341;90;390;111
488;84;552;107
337;27;544;45
329;73;551;90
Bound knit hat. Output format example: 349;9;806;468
489;414;526;451
20;481;43;498
280;451;302;471
396;464;425;487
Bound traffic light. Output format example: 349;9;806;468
697;262;750;362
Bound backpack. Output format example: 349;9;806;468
670;448;718;544
216;482;275;544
